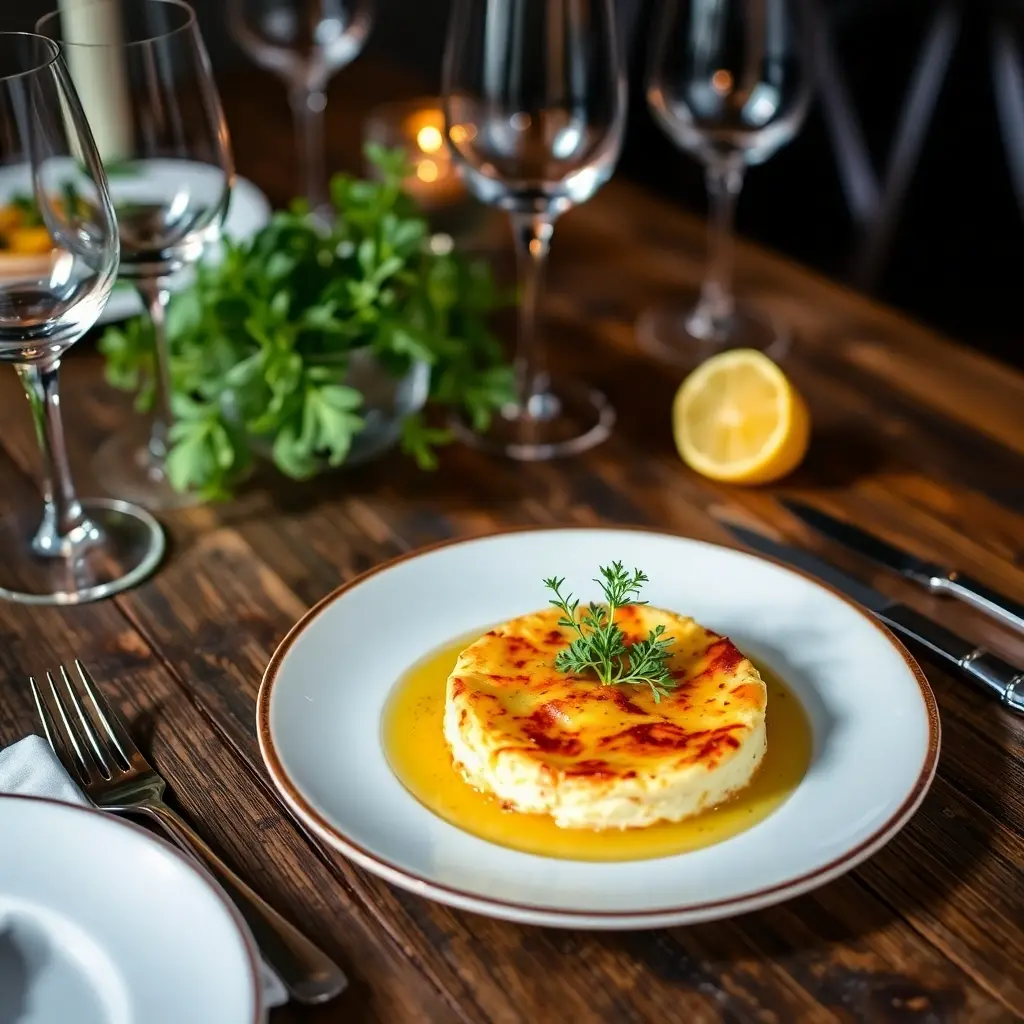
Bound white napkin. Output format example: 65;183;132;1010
0;734;289;1010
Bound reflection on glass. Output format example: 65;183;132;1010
443;0;626;460
0;31;164;605
229;0;373;215
637;0;812;366
38;0;235;510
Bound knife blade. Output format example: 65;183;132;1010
784;499;1024;634
724;522;1024;714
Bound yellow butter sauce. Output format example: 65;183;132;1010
382;635;812;861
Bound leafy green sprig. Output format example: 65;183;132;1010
542;562;677;702
98;144;514;500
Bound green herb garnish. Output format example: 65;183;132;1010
8;193;44;227
97;144;514;499
543;562;677;702
60;179;82;218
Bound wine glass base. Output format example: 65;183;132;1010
636;298;789;370
0;498;165;606
95;425;203;511
450;377;615;461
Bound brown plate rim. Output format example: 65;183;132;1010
256;523;941;921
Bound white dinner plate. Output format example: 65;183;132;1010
0;160;271;324
257;527;940;929
0;795;263;1024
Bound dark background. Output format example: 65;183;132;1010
8;1;1024;369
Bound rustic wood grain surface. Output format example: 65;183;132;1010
0;63;1022;1023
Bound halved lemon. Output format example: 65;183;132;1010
672;349;810;485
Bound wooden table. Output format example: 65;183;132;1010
0;66;1022;1023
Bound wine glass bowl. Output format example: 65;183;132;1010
100;161;232;281
230;0;372;84
0;31;164;605
229;0;374;213
446;107;623;216
38;0;234;510
442;0;626;460
637;0;812;365
647;0;810;166
0;81;118;357
0;209;111;359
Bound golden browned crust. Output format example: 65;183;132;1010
448;605;766;783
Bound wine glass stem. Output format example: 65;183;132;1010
289;83;328;213
695;157;745;338
510;212;554;413
16;358;88;558
137;278;174;466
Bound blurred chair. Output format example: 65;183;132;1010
812;0;1024;289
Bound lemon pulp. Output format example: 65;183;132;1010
672;348;810;485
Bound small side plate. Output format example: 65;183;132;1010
0;160;271;325
0;795;264;1024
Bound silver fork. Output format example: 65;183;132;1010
30;659;347;1006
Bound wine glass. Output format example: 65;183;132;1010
228;0;374;216
443;0;626;460
38;0;234;510
0;31;164;605
637;0;812;366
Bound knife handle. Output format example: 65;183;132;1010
879;604;1024;713
925;572;1024;634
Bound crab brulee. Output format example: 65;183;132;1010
443;603;767;830
383;561;808;860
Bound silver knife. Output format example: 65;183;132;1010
784;499;1024;634
725;522;1024;714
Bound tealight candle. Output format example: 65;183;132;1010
364;98;466;212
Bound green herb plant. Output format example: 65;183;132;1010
98;145;514;500
542;562;677;702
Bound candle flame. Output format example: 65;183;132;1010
417;125;444;154
711;69;732;94
416;159;440;183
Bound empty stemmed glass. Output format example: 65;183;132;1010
0;32;164;605
229;0;374;216
443;0;626;460
38;0;234;510
637;0;812;366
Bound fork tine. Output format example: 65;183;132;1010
58;664;115;779
30;674;60;755
47;670;108;782
73;659;143;769
31;672;95;788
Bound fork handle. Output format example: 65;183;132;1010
140;800;347;1005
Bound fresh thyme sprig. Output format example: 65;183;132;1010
542;562;677;702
